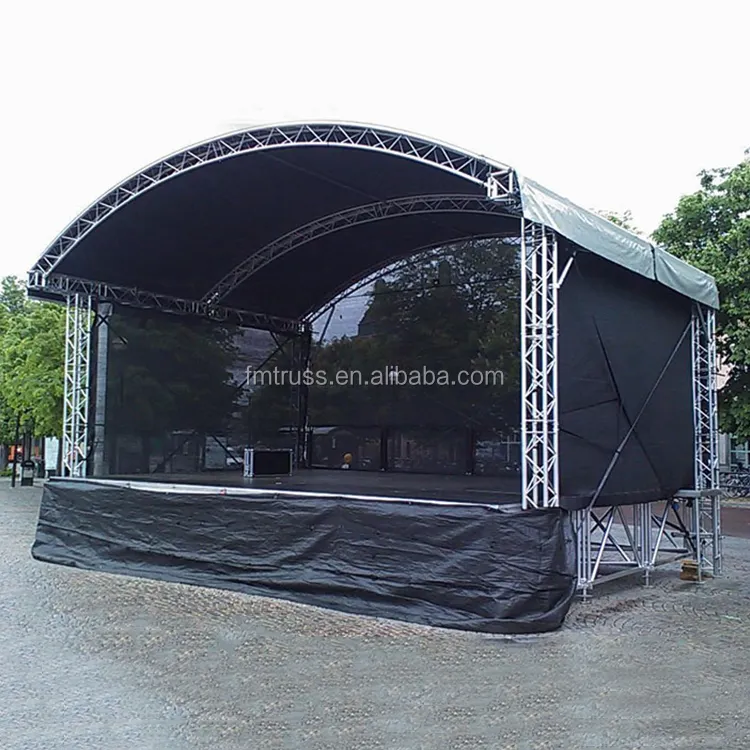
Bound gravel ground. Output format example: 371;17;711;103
2;483;750;750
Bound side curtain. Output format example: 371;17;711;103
557;249;694;510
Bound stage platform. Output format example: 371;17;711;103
32;474;574;634
105;468;522;505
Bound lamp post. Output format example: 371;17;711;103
10;414;20;488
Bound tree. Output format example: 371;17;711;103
597;209;642;235
653;155;750;438
0;302;66;437
0;276;28;316
303;238;521;433
0;277;65;439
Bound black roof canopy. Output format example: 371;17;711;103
28;122;717;332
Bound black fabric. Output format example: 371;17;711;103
32;480;576;634
558;251;695;510
53;146;518;318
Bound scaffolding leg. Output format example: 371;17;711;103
574;509;593;599
574;500;693;597
62;294;93;477
712;494;722;575
636;502;654;586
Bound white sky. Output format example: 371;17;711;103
1;0;748;279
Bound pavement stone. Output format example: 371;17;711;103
2;484;750;749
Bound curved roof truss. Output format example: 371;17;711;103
27;121;718;317
30;122;514;282
307;235;517;326
203;193;520;306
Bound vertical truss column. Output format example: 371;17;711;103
691;304;721;577
520;219;559;509
62;294;93;477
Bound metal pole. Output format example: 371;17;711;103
92;303;112;476
519;221;559;510
550;234;560;508
62;295;73;476
79;295;93;476
519;218;530;508
295;327;312;468
707;309;722;574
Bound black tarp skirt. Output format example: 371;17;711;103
32;479;577;634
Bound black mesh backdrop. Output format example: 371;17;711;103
99;307;280;476
310;427;382;471
306;239;522;481
94;239;522;490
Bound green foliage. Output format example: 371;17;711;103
0;403;20;445
653;156;750;438
0;276;65;440
0;276;28;317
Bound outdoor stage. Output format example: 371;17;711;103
46;467;719;598
27;121;723;633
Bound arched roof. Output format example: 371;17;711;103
27;122;718;331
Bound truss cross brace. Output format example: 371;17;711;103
575;500;694;597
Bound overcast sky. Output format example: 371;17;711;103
1;0;747;280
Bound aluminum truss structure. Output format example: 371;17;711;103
202;194;519;306
573;302;721;595
30;123;514;281
574;499;699;598
62;294;92;477
689;304;721;578
38;118;720;570
28;274;301;335
519;218;560;509
34;122;515;479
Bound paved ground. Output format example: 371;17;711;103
2;484;750;749
721;501;750;538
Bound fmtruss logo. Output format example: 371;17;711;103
246;366;505;388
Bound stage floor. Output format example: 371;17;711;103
105;468;521;504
